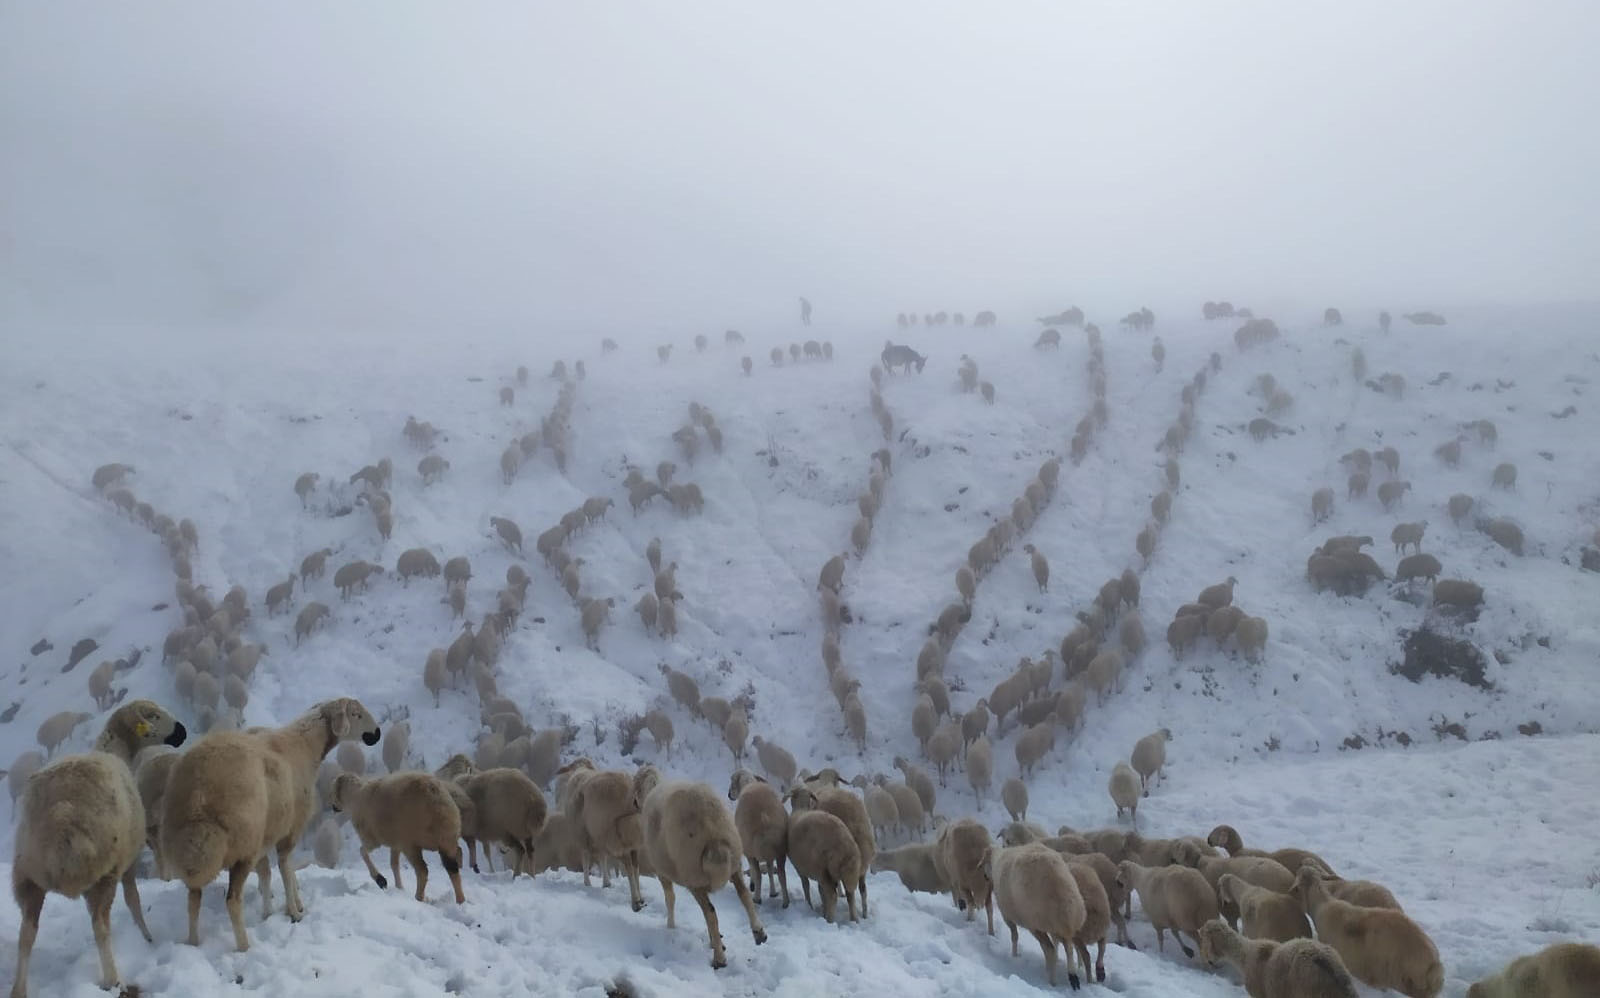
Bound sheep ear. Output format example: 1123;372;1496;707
330;705;352;738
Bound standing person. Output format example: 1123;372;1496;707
799;296;812;325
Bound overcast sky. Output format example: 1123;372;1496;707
2;0;1596;337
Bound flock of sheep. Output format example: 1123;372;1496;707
7;306;1593;998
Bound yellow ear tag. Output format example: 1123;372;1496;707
135;721;151;737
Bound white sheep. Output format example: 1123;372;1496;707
967;735;993;804
727;770;790;906
1219;872;1311;942
987;842;1088;987
161;698;379;950
11;701;188;997
1022;544;1049;592
1296;867;1442;997
1116;859;1218;959
787;808;863;923
871;843;949;894
1131;728;1171;793
1001;777;1029;822
453;766;548;876
330;771;466;903
1109;761;1141;821
936;817;995;932
1468;942;1600;998
643;779;768;968
1196;918;1359;998
561;759;660;911
786;783;875;917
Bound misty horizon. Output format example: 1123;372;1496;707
2;1;1596;337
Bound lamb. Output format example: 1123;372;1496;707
161;698;379;950
1116;860;1218;958
872;843;949;894
787;808;863;923
1392;520;1427;554
1235;616;1269;663
987;843;1088;987
330;771;466;903
1467;942;1600;998
1295;867;1443;997
727;770;790;906
560;758;661;911
1109;762;1141;821
1002;777;1029;821
454;767;548;876
936;818;995;932
1196;919;1359;998
1131;728;1171;793
1396;553;1443;583
785;783;875;917
1219;873;1311;942
642;779;767;968
11;701;188;997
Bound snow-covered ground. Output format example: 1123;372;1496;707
3;304;1599;997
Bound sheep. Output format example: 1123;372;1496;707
787;808;862;923
987;843;1088;988
561;759;661;911
454;767;548;877
723;710;748;764
654;561;679;601
1347;471;1370;499
1447;492;1475;524
727;770;789;906
750;736;797;790
872;843;949;894
300;547;333;582
1392;520;1428;554
160;698;378;950
1235;616;1269;663
660;664;700;715
936;818;995;932
93;462;134;492
36;711;91;757
967;735;993;803
1014;723;1055;779
1479;516;1525;555
1378;480;1412;509
1001;777;1029;822
1137;524;1157;563
1396;553;1443;583
330;771;466;904
645;709;674;756
641;780;768;969
1086;646;1124;703
818;553;847;594
1116;860;1218;958
893;756;937;815
1109;762;1141;821
1434;577;1485;611
1196;919;1359;998
1129;728;1171;794
580;597;614;651
8;750;45;805
396;547;441;584
333;560;383;599
741;355;753;374
1219;873;1311;942
1204;826;1336;877
1198;577;1237;610
1312;487;1335;523
1468;942;1600;998
1022;543;1050;592
701;696;734;732
785;783;874;917
842;694;867;754
10;701;188;997
1295;867;1442;997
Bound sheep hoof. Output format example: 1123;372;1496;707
753;928;767;945
631;899;646;913
711;957;727;971
374;874;388;889
1067;973;1080;991
1180;944;1194;958
470;864;480;874
1096;966;1106;983
1142;790;1150;799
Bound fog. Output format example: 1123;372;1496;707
2;0;1596;338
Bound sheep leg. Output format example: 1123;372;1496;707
441;846;465;904
690;887;726;969
484;841;496;874
984;892;995;936
625;852;645;912
731;869;767;944
1089;938;1106;982
800;874;815;911
256;856;274;919
658;877;676;928
859;874;869;918
277;840;305;920
358;846;388;888
185;888;203;946
1173;928;1195;959
819;878;837;923
11;878;45;998
120;867;155;943
85;875;121;990
746;857;762;905
225;861;252;952
391;848;406;892
1007;919;1020;956
776;857;790;908
1155;926;1166;953
408;847;429;902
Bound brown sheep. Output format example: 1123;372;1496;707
1295;867;1442;997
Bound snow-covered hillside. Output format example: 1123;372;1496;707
3;305;1599;997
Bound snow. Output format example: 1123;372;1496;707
3;305;1599;997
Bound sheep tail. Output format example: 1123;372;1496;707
37;802;104;889
1416;960;1444;998
701;840;735;880
163;818;231;887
